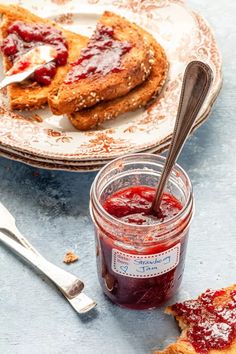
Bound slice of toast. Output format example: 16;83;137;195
48;11;155;115
67;29;168;130
0;4;87;110
155;284;236;354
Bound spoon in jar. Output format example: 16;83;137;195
152;61;213;214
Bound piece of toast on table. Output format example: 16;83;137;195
68;29;168;130
155;284;236;354
0;4;87;110
48;11;155;115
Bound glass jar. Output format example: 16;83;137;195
90;154;194;310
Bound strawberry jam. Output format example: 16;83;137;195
103;186;182;225
171;288;236;353
1;21;68;85
65;24;132;84
93;185;191;309
90;154;194;310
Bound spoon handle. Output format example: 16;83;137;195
152;61;213;212
0;230;84;298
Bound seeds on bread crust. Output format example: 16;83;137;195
68;30;168;130
48;11;156;115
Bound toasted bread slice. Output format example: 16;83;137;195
48;11;155;115
67;30;168;130
0;4;87;110
155;284;236;354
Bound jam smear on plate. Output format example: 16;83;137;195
171;288;236;353
65;24;132;84
1;21;68;85
96;186;188;310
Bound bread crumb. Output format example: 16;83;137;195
63;251;79;264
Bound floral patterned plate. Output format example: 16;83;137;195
0;148;104;172
0;101;217;171
0;0;222;164
0;98;215;171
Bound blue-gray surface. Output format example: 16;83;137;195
0;1;236;353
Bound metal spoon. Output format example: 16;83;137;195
152;61;213;213
0;202;96;314
0;45;56;90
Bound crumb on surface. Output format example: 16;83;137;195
63;251;79;264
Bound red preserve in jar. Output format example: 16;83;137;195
90;154;194;310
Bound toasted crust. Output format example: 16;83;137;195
48;11;155;115
0;4;87;110
155;284;236;354
68;30;168;130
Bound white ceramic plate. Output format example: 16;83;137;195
0;0;222;163
0;102;218;172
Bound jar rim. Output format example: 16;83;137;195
91;153;193;236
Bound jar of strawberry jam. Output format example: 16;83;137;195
90;154;194;310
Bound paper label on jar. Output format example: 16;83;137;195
111;244;180;278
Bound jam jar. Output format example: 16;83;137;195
90;154;194;310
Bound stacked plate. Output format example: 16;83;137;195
0;0;222;172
